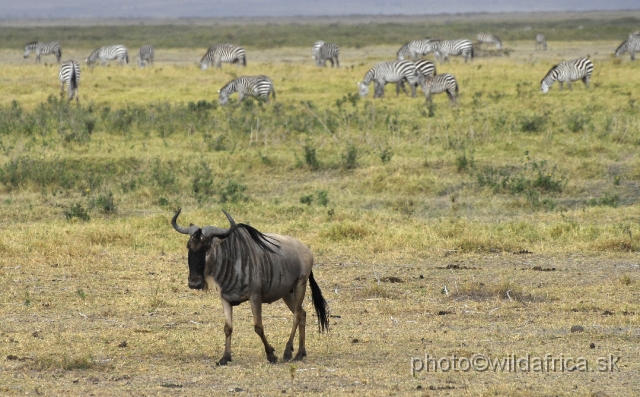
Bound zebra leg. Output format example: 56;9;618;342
335;56;339;68
567;81;573;91
218;299;234;365
60;82;65;98
282;279;308;362
631;51;635;61
559;82;563;91
250;297;277;364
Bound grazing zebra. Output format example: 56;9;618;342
218;75;276;105
540;58;594;94
536;34;548;51
426;39;474;64
476;33;503;50
23;41;61;63
615;32;640;60
357;60;420;98
200;44;246;70
420;74;458;105
58;60;80;102
138;45;154;67
397;40;432;61
398;59;436;94
312;41;340;67
86;45;129;67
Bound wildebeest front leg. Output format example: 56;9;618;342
250;297;277;363
282;279;308;361
218;299;233;365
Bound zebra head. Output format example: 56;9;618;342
172;208;237;290
23;42;37;58
218;88;231;105
540;80;551;94
200;60;210;70
357;82;369;97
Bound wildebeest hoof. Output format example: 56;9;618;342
267;354;278;364
282;352;292;362
293;351;307;361
217;356;232;366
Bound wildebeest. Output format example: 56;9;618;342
171;208;329;365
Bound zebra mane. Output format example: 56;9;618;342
220;79;237;94
234;223;280;254
25;41;38;48
541;64;559;82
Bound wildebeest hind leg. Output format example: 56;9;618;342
218;299;233;366
282;279;308;361
250;297;277;363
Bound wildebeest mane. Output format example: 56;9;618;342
236;223;280;254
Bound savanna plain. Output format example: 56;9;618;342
1;13;640;396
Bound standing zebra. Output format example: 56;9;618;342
357;60;420;98
23;41;61;63
86;45;129;67
615;32;640;61
218;75;275;105
540;58;594;94
58;60;80;102
138;45;154;67
420;74;458;105
536;34;548;51
397;40;433;60
200;44;246;70
312;41;340;67
425;39;474;64
476;33;503;50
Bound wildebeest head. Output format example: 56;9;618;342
171;208;237;290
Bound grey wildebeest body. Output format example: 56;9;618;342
172;209;329;365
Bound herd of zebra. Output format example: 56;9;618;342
21;31;640;104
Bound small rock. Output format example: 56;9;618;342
570;325;584;333
352;338;359;343
590;342;595;349
591;392;610;397
118;341;127;348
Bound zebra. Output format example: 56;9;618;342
420;73;458;105
536;34;548;51
397;40;432;60
58;60;80;102
615;32;640;61
357;60;420;98
425;39;474;64
312;41;340;67
86;45;129;67
218;75;276;105
476;33;502;50
540;58;594;94
200;44;246;70
138;45;154;67
398;59;436;95
23;41;61;63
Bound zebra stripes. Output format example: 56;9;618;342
420;74;458;105
58;60;80;102
138;45;154;67
312;41;340;67
540;58;594;94
398;59;436;95
477;33;502;50
427;39;474;64
200;44;246;70
86;45;129;67
24;41;61;63
536;34;548;51
357;60;420;98
397;40;432;61
218;75;276;105
615;32;640;61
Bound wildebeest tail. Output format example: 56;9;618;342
309;271;329;333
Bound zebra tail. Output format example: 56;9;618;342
271;86;276;100
242;56;247;66
309;271;329;333
471;45;475;59
69;67;78;95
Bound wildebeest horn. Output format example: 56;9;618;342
171;208;200;235
201;209;238;238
